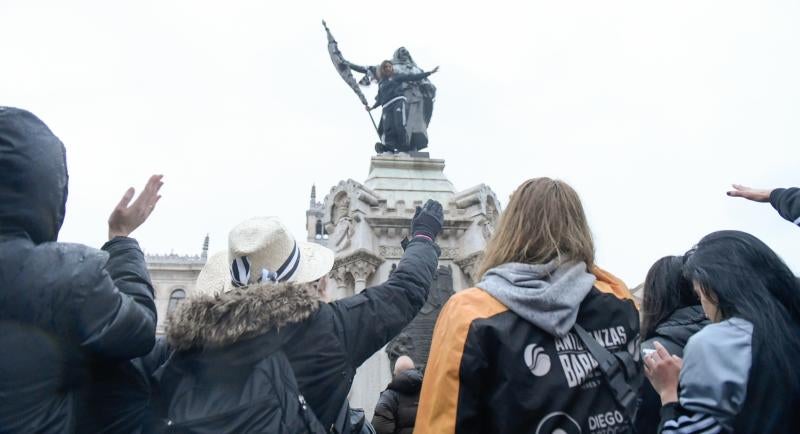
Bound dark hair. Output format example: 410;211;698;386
640;256;699;339
683;230;800;431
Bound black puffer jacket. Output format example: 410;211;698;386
0;107;158;433
635;306;709;434
372;369;422;434
155;238;440;432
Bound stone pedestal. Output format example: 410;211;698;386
306;154;501;418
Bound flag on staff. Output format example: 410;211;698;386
322;20;369;107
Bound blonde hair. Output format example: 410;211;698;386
476;177;594;279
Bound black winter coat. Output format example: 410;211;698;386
0;107;158;433
635;306;708;434
372;369;422;434
156;238;440;432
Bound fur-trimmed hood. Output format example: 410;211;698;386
166;281;323;351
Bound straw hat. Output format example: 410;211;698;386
196;217;335;294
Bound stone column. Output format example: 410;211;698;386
329;249;384;297
350;260;377;293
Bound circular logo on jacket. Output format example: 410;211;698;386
524;343;552;377
536;412;582;434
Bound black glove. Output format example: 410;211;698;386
411;199;443;241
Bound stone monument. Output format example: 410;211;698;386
305;153;500;418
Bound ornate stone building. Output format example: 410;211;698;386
146;235;208;334
307;154;500;417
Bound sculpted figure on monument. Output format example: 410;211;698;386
386;265;454;369
364;60;438;155
321;22;439;155
330;192;353;252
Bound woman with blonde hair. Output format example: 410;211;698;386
416;177;641;434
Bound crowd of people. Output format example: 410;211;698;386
1;106;798;433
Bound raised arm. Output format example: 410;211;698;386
330;200;443;367
394;66;439;84
728;184;800;226
75;175;163;359
344;60;369;74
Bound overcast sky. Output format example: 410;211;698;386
2;0;798;285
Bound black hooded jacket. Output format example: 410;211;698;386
155;237;440;432
0;107;158;433
635;306;709;434
372;369;423;434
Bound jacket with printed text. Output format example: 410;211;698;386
416;261;641;434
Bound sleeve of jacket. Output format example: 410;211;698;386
330;237;439;368
658;403;726;434
770;187;800;226
73;236;157;359
372;390;399;434
658;319;753;434
415;289;507;434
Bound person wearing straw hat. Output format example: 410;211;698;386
154;200;443;433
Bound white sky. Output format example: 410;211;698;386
2;0;798;285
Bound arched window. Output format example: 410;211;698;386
315;219;329;240
167;289;186;316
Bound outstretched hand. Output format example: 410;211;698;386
108;174;164;240
644;341;682;405
727;184;772;203
430;66;440;74
411;199;444;241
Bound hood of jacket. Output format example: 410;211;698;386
653;305;709;347
0;107;68;244
388;368;423;395
166;280;323;351
477;260;596;337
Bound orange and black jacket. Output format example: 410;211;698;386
416;268;640;434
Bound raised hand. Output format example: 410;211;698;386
643;341;682;405
108;174;164;240
430;66;440;74
727;184;772;203
411;199;444;241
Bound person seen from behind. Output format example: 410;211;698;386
372;355;422;434
645;230;800;433
415;177;641;434
634;256;709;434
0;107;163;433
153;200;443;433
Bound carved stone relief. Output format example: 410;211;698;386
385;265;455;371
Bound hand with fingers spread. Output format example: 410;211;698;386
108;175;164;240
727;184;773;203
644;341;683;405
411;199;444;241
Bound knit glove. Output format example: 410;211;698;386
410;199;444;241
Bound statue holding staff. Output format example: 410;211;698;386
366;61;439;154
322;21;439;155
